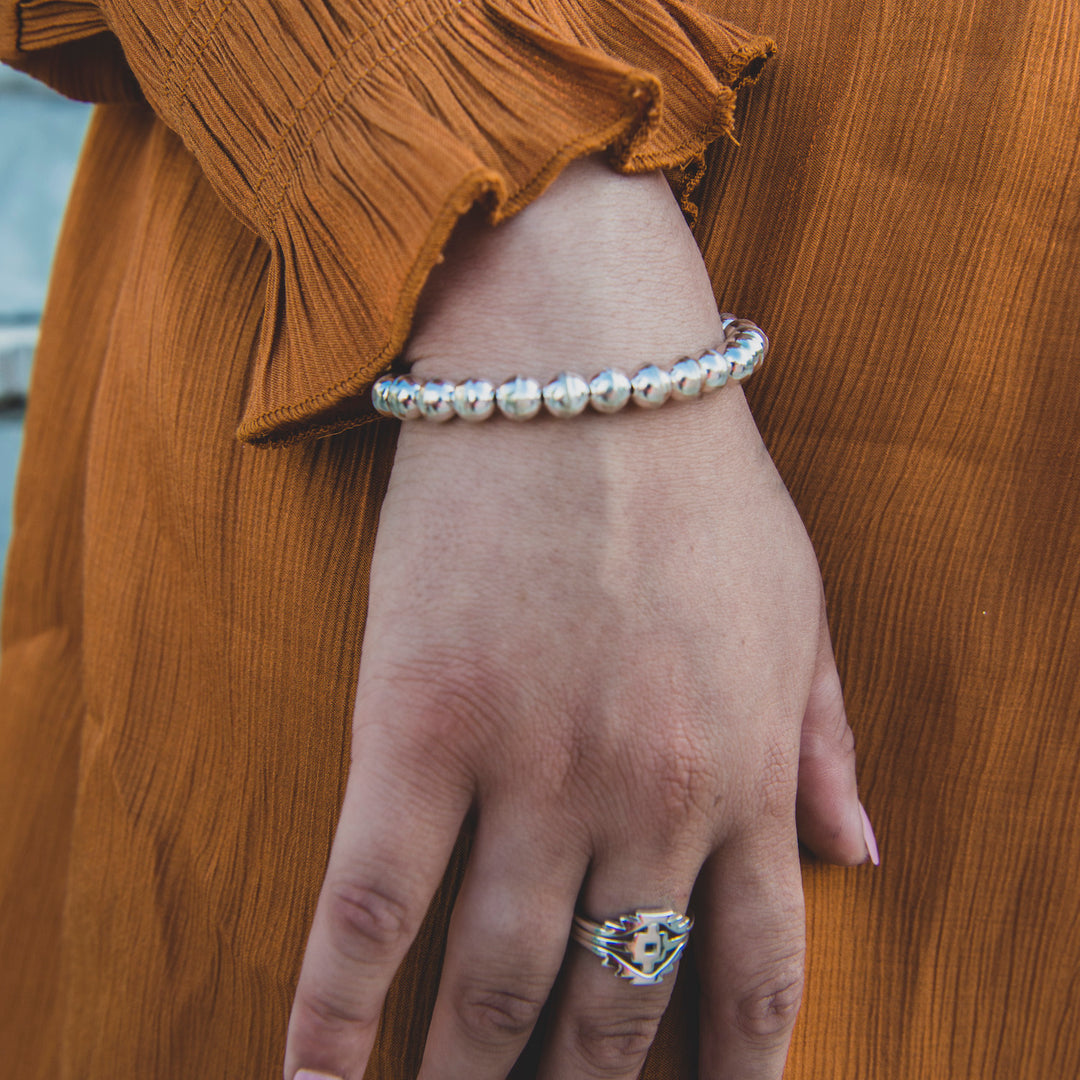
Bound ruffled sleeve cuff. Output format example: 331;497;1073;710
4;0;773;445
240;0;772;444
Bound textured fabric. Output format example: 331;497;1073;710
1;0;1078;1078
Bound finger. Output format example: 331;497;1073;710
416;810;589;1079
285;717;472;1080
537;847;701;1080
795;598;876;865
697;829;806;1080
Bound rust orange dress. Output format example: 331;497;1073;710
1;0;1078;1076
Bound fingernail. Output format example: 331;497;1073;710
859;801;880;866
295;1071;344;1080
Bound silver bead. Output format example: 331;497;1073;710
724;342;757;381
734;328;768;369
389;375;422;419
372;375;395;416
696;348;731;391
496;376;543;421
589;369;632;414
630;364;672;409
720;312;738;332
725;319;769;357
542;372;590;418
669;357;704;401
417;379;457;422
452;379;496;421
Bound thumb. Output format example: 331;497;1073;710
795;599;879;866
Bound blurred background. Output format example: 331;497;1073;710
0;66;91;589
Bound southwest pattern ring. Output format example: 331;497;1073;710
571;909;694;986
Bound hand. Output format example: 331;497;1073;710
283;157;874;1080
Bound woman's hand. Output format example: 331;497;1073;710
284;157;875;1080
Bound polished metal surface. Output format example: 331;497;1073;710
372;375;394;415
418;379;456;421
453;378;496;421
389;375;422;419
724;318;769;354
496;375;543;420
542;372;590;417
696;348;731;391
630;364;672;409
734;329;768;371
589;368;632;413
669;357;704;400
571;909;693;986
725;342;757;381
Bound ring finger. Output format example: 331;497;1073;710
536;843;706;1079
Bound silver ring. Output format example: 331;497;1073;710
571;909;693;985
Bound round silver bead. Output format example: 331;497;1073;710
388;375;422;419
542;372;590;418
496;376;543;421
452;379;496;421
725;319;769;356
724;342;758;381
630;364;672;409
589;369;632;414
733;329;768;369
372;375;395;416
696;348;731;391
417;379;457;422
669;357;704;401
720;312;738;333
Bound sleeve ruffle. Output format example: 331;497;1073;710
4;0;773;445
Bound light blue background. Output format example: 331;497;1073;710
0;67;91;591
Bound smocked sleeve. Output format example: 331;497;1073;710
1;0;773;443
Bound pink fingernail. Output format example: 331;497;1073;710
859;801;880;866
295;1071;344;1080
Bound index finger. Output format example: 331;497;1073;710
284;711;471;1080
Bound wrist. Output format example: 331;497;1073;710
404;156;725;383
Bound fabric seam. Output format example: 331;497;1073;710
173;0;238;107
162;0;216;108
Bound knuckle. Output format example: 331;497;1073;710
358;653;509;779
324;878;414;962
296;979;376;1036
799;719;856;772
733;955;806;1044
754;736;798;821
454;981;546;1045
806;668;855;749
834;715;857;760
573;1008;665;1076
642;733;717;828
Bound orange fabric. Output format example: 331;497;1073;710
1;0;1079;1078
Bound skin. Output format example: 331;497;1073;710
283;156;873;1080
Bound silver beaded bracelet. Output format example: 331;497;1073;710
372;314;768;422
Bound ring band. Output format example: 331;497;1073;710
571;909;693;985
